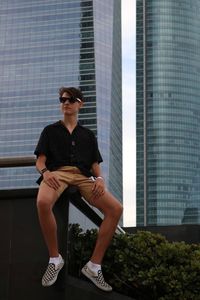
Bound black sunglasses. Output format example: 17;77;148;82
59;96;82;104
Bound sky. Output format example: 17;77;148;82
122;0;136;227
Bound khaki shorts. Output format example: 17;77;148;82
40;166;96;203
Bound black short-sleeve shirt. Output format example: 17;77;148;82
34;121;103;182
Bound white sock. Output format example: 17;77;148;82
87;260;101;274
49;254;62;266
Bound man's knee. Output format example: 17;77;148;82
110;201;123;220
115;202;123;217
36;194;54;212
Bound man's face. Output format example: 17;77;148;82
60;92;83;116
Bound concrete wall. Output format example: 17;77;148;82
0;188;132;300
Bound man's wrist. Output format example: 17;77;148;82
96;176;104;180
40;167;48;175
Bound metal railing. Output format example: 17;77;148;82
0;156;125;234
0;155;36;167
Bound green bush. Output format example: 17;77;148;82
68;224;200;300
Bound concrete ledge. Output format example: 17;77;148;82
125;224;200;244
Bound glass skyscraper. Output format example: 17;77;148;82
0;0;122;201
136;0;200;225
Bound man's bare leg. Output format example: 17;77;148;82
90;191;123;264
37;183;65;287
36;183;60;257
81;191;122;291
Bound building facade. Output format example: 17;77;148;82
0;0;122;202
136;0;200;225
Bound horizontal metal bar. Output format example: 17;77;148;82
0;156;36;168
116;224;126;234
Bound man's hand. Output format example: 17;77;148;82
92;177;106;198
43;171;60;190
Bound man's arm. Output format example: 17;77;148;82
36;154;48;174
91;162;103;179
36;154;60;190
91;162;105;198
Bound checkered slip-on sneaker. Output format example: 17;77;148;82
42;256;64;287
81;264;112;292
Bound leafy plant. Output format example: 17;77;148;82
68;224;200;300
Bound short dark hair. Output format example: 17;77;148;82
58;87;84;101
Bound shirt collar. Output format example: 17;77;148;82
53;120;83;129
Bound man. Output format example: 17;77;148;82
34;87;123;292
